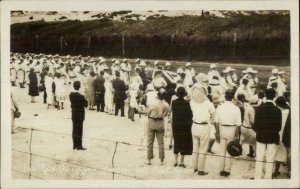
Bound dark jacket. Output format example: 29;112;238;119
253;101;282;144
94;75;105;93
69;91;88;122
112;77;127;101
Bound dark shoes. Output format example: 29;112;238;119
220;171;230;177
169;145;173;150
272;171;280;178
194;169;198;172
247;153;255;158
198;171;209;176
173;163;178;167
73;147;87;150
208;149;215;154
178;164;186;168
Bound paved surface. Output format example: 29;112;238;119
12;84;289;180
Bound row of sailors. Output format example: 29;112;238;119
10;53;287;96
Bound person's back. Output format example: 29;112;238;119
70;91;87;121
87;76;95;91
253;100;281;144
94;75;105;92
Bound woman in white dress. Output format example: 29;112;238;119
273;96;290;177
104;74;114;115
45;72;54;108
54;73;66;110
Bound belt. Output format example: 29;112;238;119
250;86;257;89
193;121;208;125
208;84;219;86
221;124;236;127
148;117;164;120
242;125;252;129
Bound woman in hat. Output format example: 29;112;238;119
45;72;54;108
171;86;193;168
104;75;114;115
28;68;39;103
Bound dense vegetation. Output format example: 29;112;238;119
11;11;290;65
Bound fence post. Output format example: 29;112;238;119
28;128;34;179
111;142;119;180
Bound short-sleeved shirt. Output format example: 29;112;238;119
215;101;241;126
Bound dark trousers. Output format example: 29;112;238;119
95;92;105;112
43;90;47;104
115;99;125;116
72;120;83;149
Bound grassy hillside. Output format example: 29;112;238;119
11;11;290;66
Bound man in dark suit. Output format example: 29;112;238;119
253;88;282;179
69;81;88;150
94;71;106;112
112;70;127;117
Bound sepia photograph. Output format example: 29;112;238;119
1;0;299;188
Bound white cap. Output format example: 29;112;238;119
166;61;171;66
177;68;184;74
115;60;120;64
98;56;103;60
135;58;140;63
186;62;192;67
272;68;279;74
123;58;127;62
154;60;159;65
140;61;146;66
100;58;106;63
195;73;208;83
278;70;285;75
210;64;217;69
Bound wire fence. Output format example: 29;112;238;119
12;125;276;180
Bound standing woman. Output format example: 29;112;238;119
45;72;54;109
54;72;66;110
171;86;193;167
28;68;39;103
86;71;96;110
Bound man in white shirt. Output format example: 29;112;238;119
190;80;215;176
215;90;242;177
234;79;253;101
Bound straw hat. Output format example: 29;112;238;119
186;62;192;67
166;61;171;66
272;68;279;74
223;66;235;73
242;67;258;74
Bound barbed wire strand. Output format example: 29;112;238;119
28;128;33;180
12;148;142;180
15;126;274;164
112;142;118;180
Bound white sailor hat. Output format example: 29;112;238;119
210;64;217;69
177;68;184;74
115;60;120;64
166;61;171;66
135;58;140;63
123;58;128;62
112;58;116;62
140;61;146;66
100;58;106;63
186;62;192;67
154;60;159;65
272;68;279;74
278;70;285;75
223;66;235;73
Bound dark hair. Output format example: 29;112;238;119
265;88;276;100
237;93;246;102
73;81;81;90
225;90;234;101
157;88;166;100
275;96;289;109
170;83;177;89
257;90;265;99
90;71;95;77
283;91;290;103
115;70;120;77
100;71;105;76
242;79;249;85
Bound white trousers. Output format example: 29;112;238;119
255;142;277;179
219;138;233;172
192;123;210;171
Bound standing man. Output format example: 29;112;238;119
69;81;88;150
145;88;170;165
253;88;282;179
94;71;106;112
112;71;127;117
183;62;195;87
215;90;241;177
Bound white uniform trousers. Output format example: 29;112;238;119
255;142;277;179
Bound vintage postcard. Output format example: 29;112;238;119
1;0;299;188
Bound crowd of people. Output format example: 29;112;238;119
10;52;291;179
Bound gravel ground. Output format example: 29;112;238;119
12;84;289;180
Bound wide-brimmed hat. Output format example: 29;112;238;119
115;60;120;64
195;73;208;83
222;66;235;73
278;70;285;75
242;67;258;74
210;64;217;69
177;68;184;74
